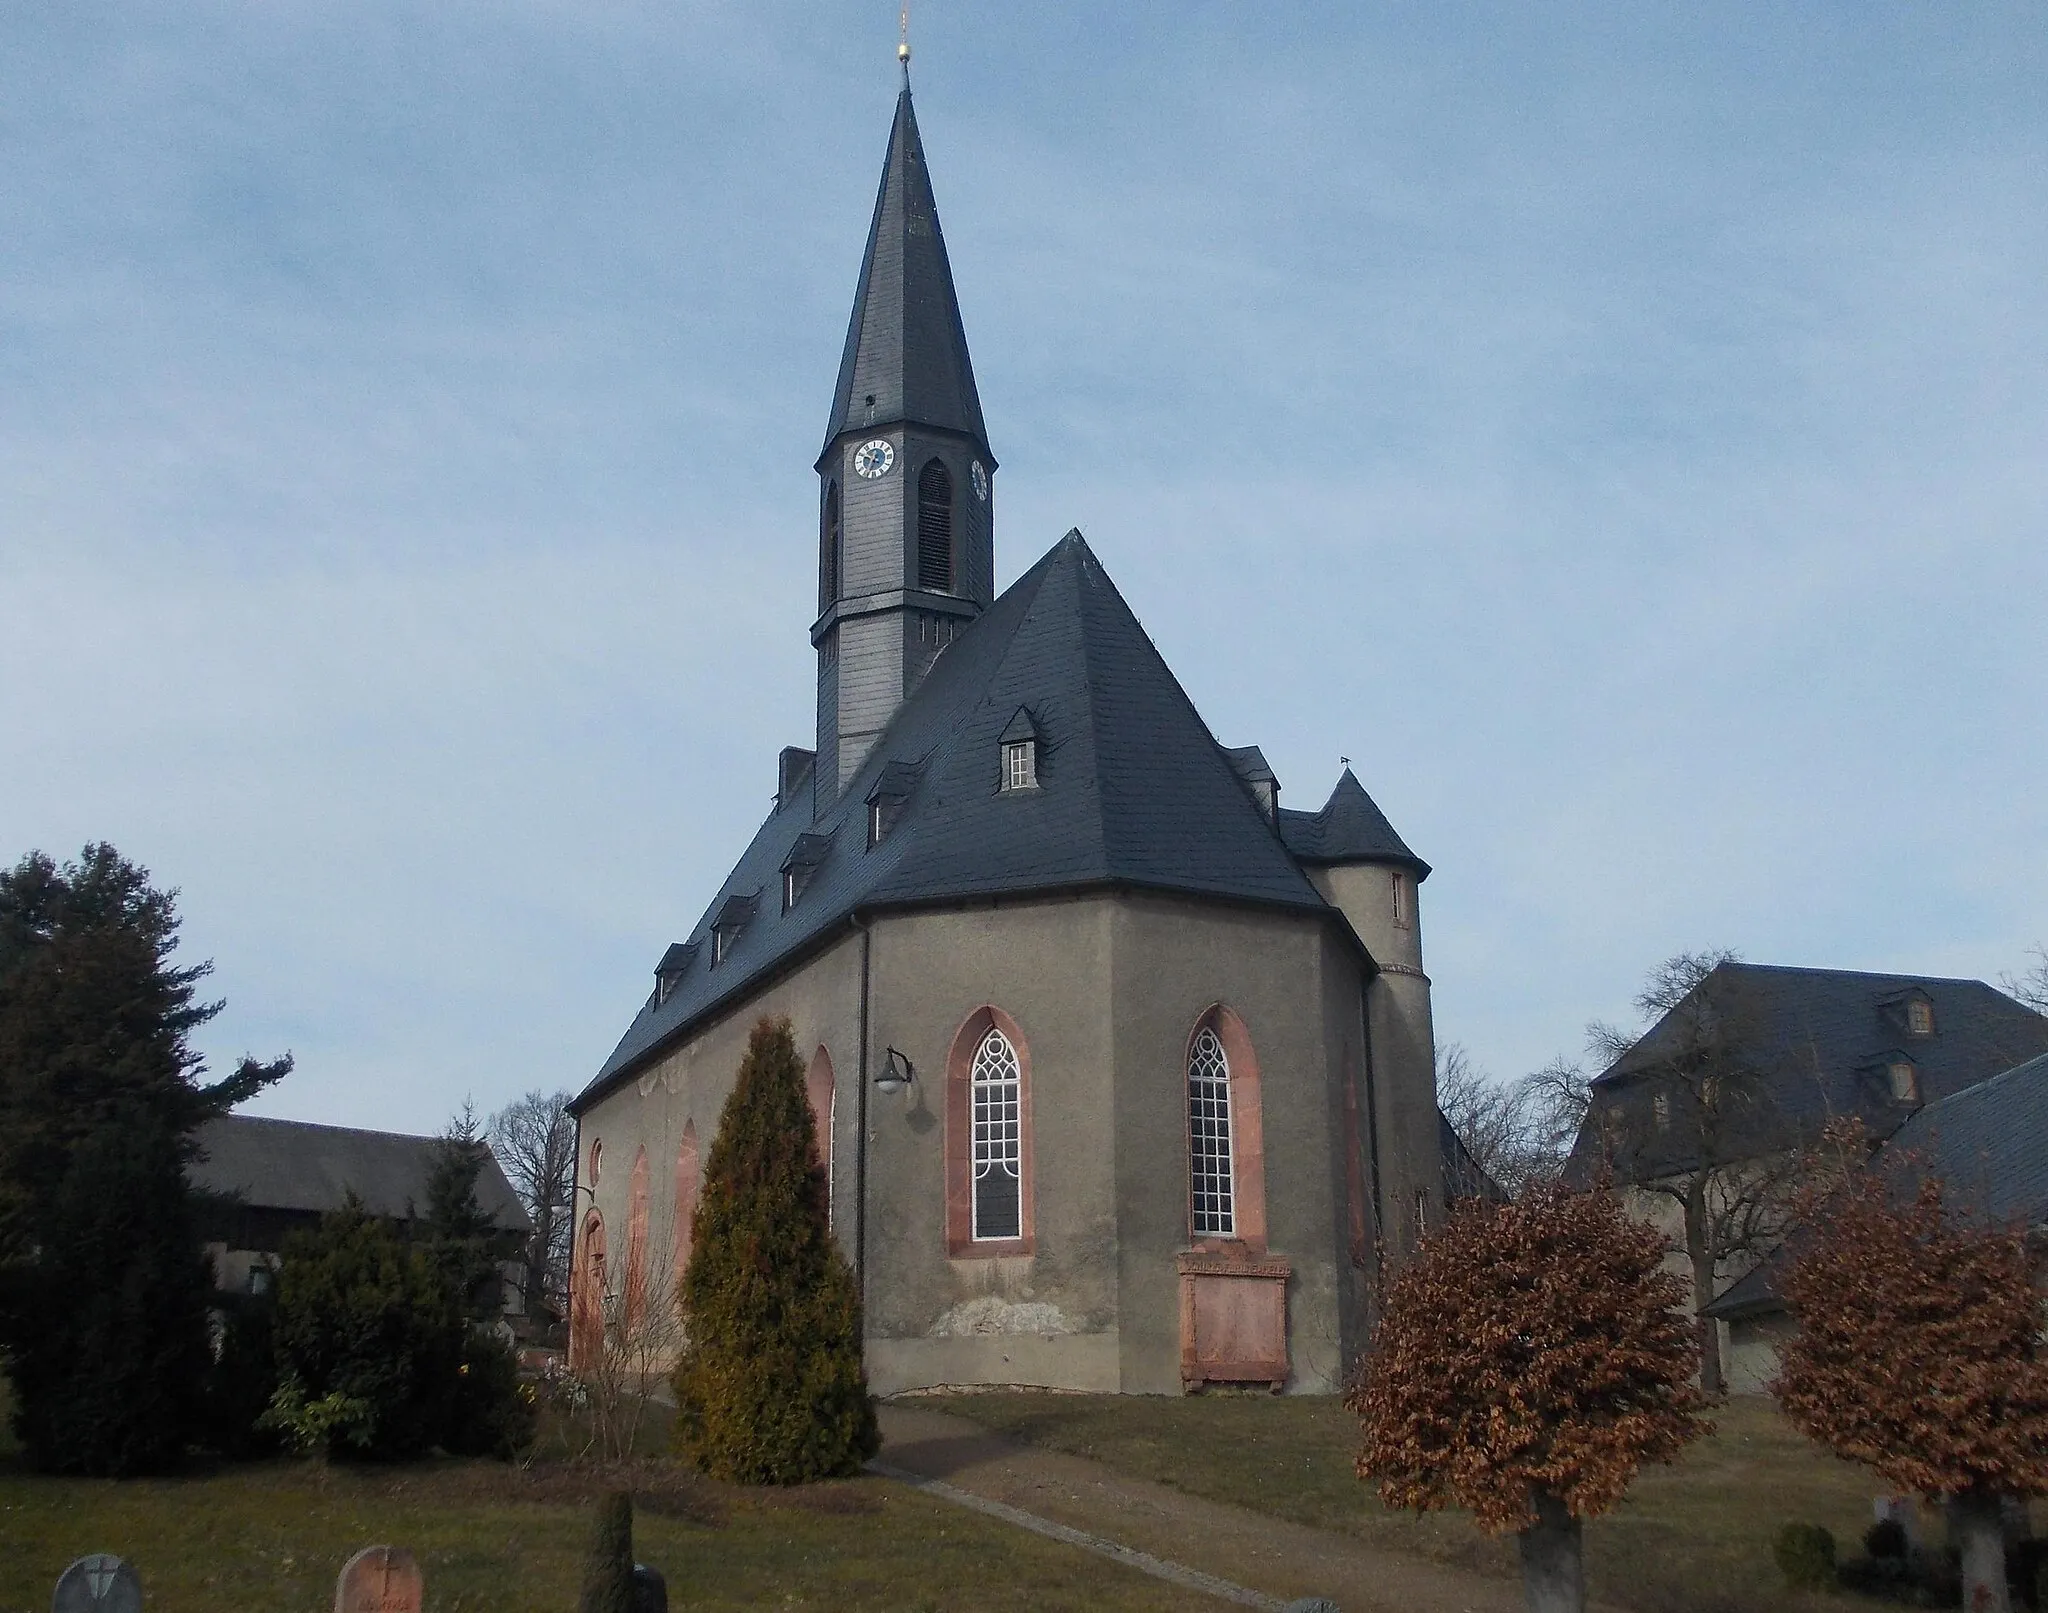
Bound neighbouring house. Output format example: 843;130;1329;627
566;76;1446;1398
189;1114;533;1318
1573;963;2048;1392
1706;1045;2048;1392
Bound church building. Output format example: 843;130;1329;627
567;76;1443;1396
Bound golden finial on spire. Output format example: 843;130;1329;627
898;2;911;67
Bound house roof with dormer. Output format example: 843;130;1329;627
1570;963;2048;1181
820;83;990;464
573;530;1422;1111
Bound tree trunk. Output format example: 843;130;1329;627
1684;1177;1724;1398
1517;1489;1585;1613
1947;1491;2011;1613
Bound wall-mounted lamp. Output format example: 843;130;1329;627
873;1047;915;1096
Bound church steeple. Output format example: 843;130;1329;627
819;84;991;462
813;79;997;800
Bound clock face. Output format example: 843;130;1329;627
970;460;989;501
853;439;895;480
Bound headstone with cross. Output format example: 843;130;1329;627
51;1555;143;1613
334;1546;423;1613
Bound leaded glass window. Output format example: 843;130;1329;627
1188;1024;1235;1236
970;1026;1022;1240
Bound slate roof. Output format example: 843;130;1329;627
1575;964;2048;1180
820;83;991;462
189;1114;530;1233
1704;1047;2048;1321
1279;769;1430;874
576;530;1422;1112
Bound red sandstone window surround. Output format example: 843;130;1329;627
571;1208;607;1370
807;1047;837;1225
944;1006;1035;1257
1185;1006;1268;1255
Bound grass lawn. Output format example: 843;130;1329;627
0;1456;1228;1612
924;1391;1893;1613
0;1380;1217;1613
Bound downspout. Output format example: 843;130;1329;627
851;911;874;1311
1359;980;1386;1253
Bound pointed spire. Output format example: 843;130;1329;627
820;85;992;462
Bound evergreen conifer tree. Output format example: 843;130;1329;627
671;1015;877;1482
577;1492;635;1613
7;1118;216;1473
267;1195;466;1460
421;1102;502;1321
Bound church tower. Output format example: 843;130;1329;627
813;79;996;799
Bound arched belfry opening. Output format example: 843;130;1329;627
820;479;842;610
917;458;952;593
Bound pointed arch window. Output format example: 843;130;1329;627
821;480;842;609
970;1027;1023;1240
944;1008;1034;1255
1188;1025;1236;1236
917;459;953;593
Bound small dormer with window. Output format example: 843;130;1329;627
710;893;757;967
999;708;1040;792
1888;1058;1920;1104
652;941;697;1009
781;833;831;911
1878;986;1939;1041
866;760;920;848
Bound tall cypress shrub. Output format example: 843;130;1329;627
7;1119;215;1474
671;1016;877;1482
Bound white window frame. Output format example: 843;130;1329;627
713;926;735;966
970;1027;1023;1241
783;869;799;912
1002;740;1037;791
1188;1024;1236;1237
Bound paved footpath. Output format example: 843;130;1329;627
877;1401;1601;1613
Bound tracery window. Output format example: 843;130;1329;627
917;459;953;593
1188;1024;1236;1237
970;1026;1023;1240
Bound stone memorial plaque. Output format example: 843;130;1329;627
334;1546;424;1613
52;1555;143;1613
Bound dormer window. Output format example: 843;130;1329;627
781;833;830;911
1889;1060;1919;1103
652;941;696;1008
709;893;757;967
998;707;1040;793
1906;999;1934;1037
866;761;919;848
1652;1091;1672;1131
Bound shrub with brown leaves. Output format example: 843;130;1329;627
1349;1178;1709;1535
1775;1142;2048;1502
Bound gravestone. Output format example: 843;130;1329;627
630;1563;668;1613
334;1546;424;1613
52;1555;143;1613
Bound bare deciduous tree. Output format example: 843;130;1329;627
1437;1044;1547;1199
1575;950;1801;1398
487;1088;577;1324
2001;944;2048;1017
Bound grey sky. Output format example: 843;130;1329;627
4;2;2043;1132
